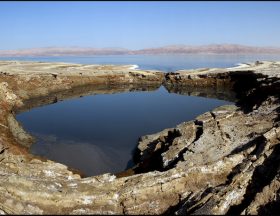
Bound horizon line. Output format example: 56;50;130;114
1;43;280;51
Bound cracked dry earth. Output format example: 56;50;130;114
0;60;280;214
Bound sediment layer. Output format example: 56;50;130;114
0;60;279;214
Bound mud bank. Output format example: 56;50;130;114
0;60;279;214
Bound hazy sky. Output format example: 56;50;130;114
1;1;280;50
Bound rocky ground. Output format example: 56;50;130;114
0;60;279;214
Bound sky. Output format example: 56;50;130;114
0;1;280;50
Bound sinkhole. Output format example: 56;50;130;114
16;85;234;176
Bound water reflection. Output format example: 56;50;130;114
16;86;234;176
164;84;237;102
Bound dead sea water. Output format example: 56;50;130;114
2;54;280;72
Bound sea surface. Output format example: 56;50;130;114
14;54;280;176
1;53;280;72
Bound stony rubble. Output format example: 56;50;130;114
0;60;279;214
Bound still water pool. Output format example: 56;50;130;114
14;54;277;176
16;86;232;176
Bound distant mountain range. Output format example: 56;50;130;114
1;44;280;57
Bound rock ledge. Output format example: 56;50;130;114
0;61;279;214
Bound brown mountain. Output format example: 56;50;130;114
0;47;129;57
0;44;280;57
133;44;280;54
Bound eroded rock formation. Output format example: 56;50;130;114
0;60;279;214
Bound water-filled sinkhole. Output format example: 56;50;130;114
16;86;233;176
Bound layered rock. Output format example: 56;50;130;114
0;60;279;214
